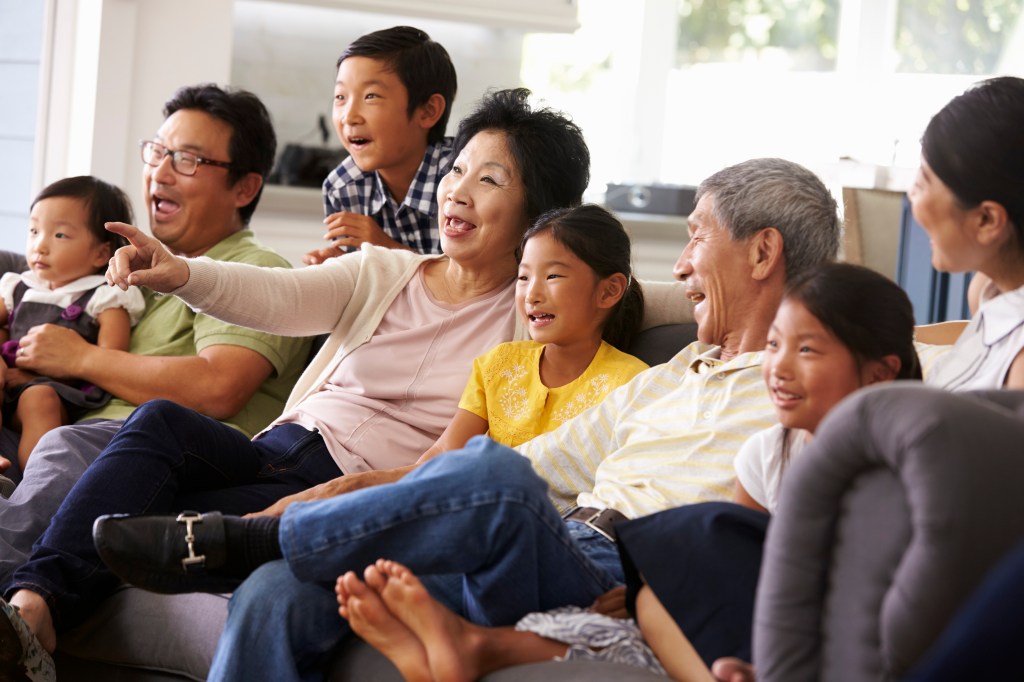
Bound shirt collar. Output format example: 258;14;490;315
977;282;1024;346
201;229;254;261
679;341;764;373
366;140;451;217
21;271;107;294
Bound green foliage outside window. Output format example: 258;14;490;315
677;0;840;70
678;0;1022;74
895;0;1022;73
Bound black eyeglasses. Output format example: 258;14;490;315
139;140;234;176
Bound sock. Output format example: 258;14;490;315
222;516;283;577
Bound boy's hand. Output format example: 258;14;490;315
302;212;410;264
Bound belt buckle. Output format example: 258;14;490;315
581;509;616;544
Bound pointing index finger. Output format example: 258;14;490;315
105;222;149;248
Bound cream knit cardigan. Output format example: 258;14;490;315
174;243;691;416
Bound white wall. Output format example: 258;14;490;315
0;0;45;252
232;1;526;264
36;0;236;237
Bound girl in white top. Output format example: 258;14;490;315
616;263;924;682
908;77;1024;391
0;177;144;475
734;262;921;514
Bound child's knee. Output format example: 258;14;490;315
17;384;63;416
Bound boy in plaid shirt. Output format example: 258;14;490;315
304;26;457;263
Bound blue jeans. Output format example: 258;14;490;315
3;400;340;630
208;436;623;682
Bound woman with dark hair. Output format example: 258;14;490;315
0;88;685;679
909;75;1024;390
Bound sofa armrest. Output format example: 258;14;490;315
754;385;1024;680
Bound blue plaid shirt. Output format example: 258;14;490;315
321;138;452;254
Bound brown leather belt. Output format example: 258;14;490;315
564;506;627;543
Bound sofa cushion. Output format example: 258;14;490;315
57;587;665;681
754;385;1024;681
59;588;228;681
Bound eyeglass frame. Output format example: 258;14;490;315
139;140;236;176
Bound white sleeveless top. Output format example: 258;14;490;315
926;282;1024;391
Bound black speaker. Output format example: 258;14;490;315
605;183;696;216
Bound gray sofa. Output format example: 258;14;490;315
753;385;1024;681
32;324;1024;681
52;323;699;681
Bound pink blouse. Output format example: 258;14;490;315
277;265;515;473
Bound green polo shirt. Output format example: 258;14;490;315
81;230;311;437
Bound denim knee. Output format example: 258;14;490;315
437;436;547;498
122;399;191;431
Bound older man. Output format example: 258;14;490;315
94;157;841;682
0;84;311;581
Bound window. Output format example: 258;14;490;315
521;0;1023;192
677;0;841;71
896;0;1024;74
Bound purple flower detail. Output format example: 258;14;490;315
1;339;18;368
61;304;84;321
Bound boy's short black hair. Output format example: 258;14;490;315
338;26;457;146
163;84;277;225
32;175;134;268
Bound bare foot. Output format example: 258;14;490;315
711;657;756;682
376;559;487;682
337;568;432;682
0;455;11;472
9;590;56;654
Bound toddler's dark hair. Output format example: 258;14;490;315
522;204;644;351
32;176;134;272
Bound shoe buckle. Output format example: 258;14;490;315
176;511;206;572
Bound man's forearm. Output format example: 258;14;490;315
72;346;269;419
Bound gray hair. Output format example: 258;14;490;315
696;158;841;279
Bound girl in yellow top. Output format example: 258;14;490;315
421;204;649;457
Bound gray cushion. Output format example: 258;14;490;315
754;385;1024;681
59;589;228;681
57;588;664;681
628;322;698;366
0;250;27;275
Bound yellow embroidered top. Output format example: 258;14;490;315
458;340;649;448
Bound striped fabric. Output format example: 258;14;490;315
519;342;775;520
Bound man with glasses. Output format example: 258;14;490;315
0;84;312;582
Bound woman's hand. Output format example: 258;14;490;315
246;467;414;517
105;222;191;292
